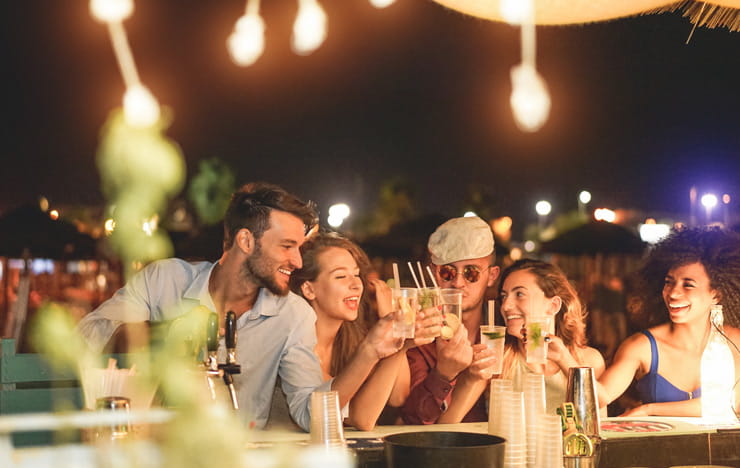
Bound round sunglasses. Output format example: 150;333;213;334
437;264;484;283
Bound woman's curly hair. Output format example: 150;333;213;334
634;226;740;327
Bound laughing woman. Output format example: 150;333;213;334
290;232;441;430
437;258;604;422
596;227;740;417
497;259;605;413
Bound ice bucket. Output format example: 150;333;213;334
384;431;505;468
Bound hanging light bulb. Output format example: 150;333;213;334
123;83;161;127
90;0;134;23
369;0;396;8
499;0;532;24
292;0;328;56
509;63;551;132
228;13;266;66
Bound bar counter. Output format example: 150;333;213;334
6;415;740;467
250;417;740;468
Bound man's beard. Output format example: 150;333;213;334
243;241;290;296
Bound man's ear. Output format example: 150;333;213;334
301;281;316;301
235;228;255;254
487;266;501;287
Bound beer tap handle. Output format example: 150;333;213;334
204;312;219;371
206;312;219;353
225;311;236;350
221;311;241;374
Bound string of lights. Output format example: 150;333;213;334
90;0;554;133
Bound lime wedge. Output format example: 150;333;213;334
483;332;505;340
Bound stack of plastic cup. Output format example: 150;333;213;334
536;414;564;468
309;391;346;449
488;379;514;436
497;390;527;468
523;373;546;467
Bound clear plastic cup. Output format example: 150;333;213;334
488;379;514;436
392;288;418;339
439;288;462;339
525;315;552;365
310;391;346;448
480;325;506;376
417;287;441;310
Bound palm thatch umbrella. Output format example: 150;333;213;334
433;0;740;31
540;221;646;256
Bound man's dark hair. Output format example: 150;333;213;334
223;182;318;250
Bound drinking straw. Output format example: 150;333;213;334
488;299;495;326
392;263;401;290
407;262;421;289
417;261;427;289
425;266;439;289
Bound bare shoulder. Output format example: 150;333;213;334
613;330;652;359
580;346;606;374
723;325;740;343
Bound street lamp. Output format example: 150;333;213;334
535;200;551;230
594;208;616;223
578;190;591;217
722;194;731;226
328;203;351;228
701;193;718;224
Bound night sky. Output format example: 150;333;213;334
2;0;739;234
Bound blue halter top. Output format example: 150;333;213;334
634;330;701;403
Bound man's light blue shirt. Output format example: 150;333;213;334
77;258;330;431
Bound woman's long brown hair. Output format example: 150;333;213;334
290;232;371;377
497;259;589;377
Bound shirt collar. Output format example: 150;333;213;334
246;288;282;320
182;262;218;312
182;262;286;321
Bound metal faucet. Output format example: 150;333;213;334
218;311;241;410
202;311;241;410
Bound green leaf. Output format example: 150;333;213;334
483;332;505;340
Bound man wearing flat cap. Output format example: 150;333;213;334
400;216;500;424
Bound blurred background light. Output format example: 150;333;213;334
369;0;396;8
639;222;670;244
292;0;328;55
227;13;266;67
123;84;161;127
594;208;616;223
535;200;552;216
90;0;134;23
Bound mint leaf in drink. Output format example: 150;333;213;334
419;290;437;309
529;323;543;346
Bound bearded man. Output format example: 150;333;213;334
78;182;383;431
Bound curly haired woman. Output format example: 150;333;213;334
597;226;740;417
